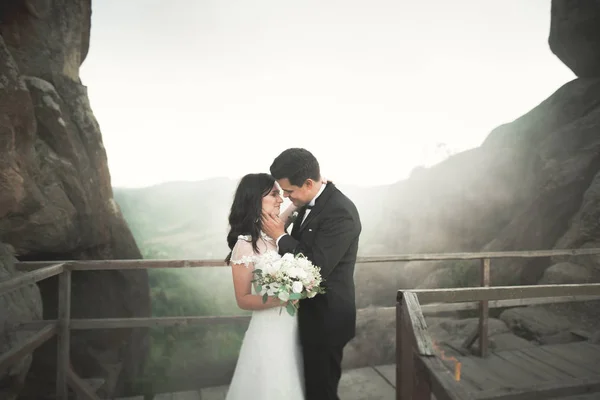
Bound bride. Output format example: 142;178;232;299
224;173;304;400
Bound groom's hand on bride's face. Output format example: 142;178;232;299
261;212;285;239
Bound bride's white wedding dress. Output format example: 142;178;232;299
225;233;305;400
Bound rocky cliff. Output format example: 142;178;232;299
376;0;600;290
0;1;150;399
365;1;600;350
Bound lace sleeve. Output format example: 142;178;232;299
230;236;256;267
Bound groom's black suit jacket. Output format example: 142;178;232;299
278;182;361;347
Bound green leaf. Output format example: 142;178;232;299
256;285;262;293
286;303;296;317
262;293;268;304
288;293;301;300
253;269;262;274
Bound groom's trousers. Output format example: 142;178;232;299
303;343;345;400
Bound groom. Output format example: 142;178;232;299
262;148;362;400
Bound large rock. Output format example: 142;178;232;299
0;2;150;399
426;317;535;353
0;245;43;400
549;0;600;78
378;77;600;290
499;307;573;342
539;262;594;284
364;3;600;347
343;307;396;369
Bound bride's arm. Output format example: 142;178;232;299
231;262;282;311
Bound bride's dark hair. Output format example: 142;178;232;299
225;173;276;264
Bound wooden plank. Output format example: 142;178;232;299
475;376;600;400
0;324;57;374
439;356;507;391
399;283;600;304
402;292;435;356
579;342;600;357
398;301;414;400
475;353;546;388
519;347;586;378
15;293;600;331
398;294;433;400
478;258;490;357
67;315;252;329
338;367;396;400
416;355;475;400
56;270;71;400
430;346;483;392
67;368;102;400
14;247;600;271
495;350;566;381
422;295;600;314
540;343;599;375
396;303;402;400
15;259;228;271
355;248;600;263
0;263;66;294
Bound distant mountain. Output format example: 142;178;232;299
113;178;390;260
113;178;238;259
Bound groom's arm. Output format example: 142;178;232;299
277;207;359;279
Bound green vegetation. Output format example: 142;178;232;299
114;179;250;393
132;247;251;394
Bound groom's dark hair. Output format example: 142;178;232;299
270;148;321;187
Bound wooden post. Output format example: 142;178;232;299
403;292;433;400
56;268;71;399
478;258;490;357
398;293;414;400
396;298;403;400
398;291;433;400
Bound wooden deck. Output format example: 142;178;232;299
434;341;600;400
116;341;600;400
116;365;397;400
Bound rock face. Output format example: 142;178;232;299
549;0;600;78
358;1;600;362
0;1;150;399
379;9;600;292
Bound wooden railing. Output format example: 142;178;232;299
2;248;600;399
394;248;600;400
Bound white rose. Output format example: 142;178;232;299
264;260;282;275
271;260;283;271
292;281;304;294
295;268;308;280
287;267;299;279
278;291;290;302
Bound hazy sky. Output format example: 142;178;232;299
80;0;574;188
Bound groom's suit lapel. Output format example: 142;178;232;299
296;182;336;235
290;207;306;237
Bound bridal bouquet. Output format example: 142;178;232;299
252;251;325;316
